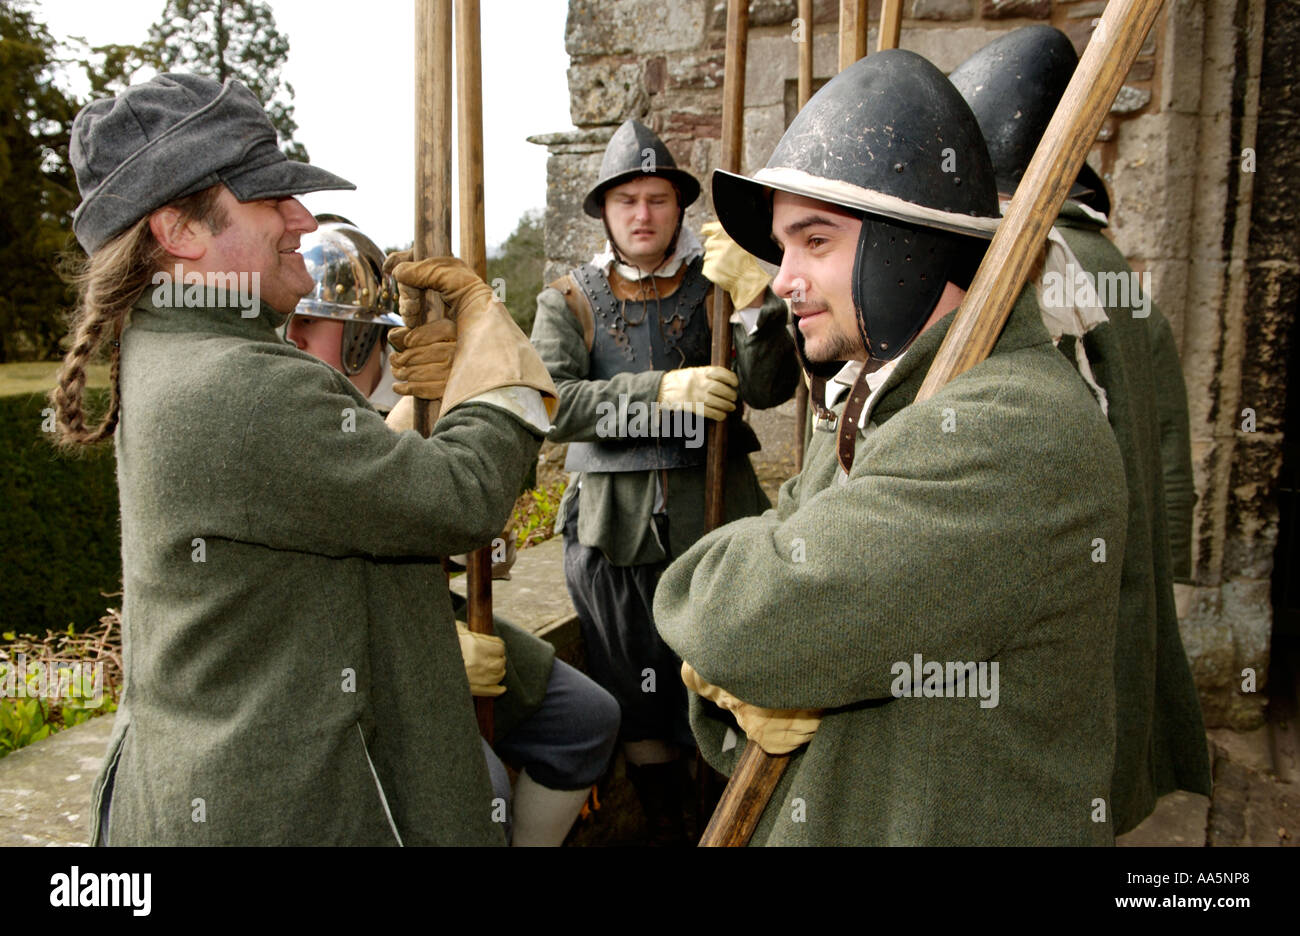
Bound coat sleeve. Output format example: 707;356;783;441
732;287;799;410
654;355;1127;711
226;350;542;559
530;286;662;443
1148;311;1196;583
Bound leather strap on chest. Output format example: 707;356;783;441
836;362;883;476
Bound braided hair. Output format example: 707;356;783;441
49;186;229;448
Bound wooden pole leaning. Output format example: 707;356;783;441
700;0;1167;847
838;0;867;71
455;0;495;743
877;0;903;54
704;0;749;532
792;0;813;471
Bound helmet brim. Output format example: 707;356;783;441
583;167;701;218
713;166;1000;267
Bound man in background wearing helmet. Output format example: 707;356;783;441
530;119;800;842
287;218;620;846
654;50;1129;845
948;26;1211;835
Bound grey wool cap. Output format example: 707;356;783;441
70;73;355;253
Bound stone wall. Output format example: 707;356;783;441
530;0;1299;727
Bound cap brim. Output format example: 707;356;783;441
224;157;355;202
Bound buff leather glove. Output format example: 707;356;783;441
387;318;456;400
457;622;507;698
701;220;771;310
384;252;558;420
657;365;738;422
681;661;821;756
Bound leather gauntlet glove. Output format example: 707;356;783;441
384;253;557;420
657;365;738;422
701;220;771;310
681;661;821;756
457;622;507;698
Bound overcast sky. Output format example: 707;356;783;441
39;0;576;252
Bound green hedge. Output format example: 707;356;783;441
0;391;121;636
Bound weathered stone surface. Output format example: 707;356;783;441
980;0;1048;19
743;104;787;177
900;27;1003;72
707;0;843;31
746;32;799;106
1181;581;1270;728
568;62;649;126
1061;17;1097;54
567;0;706;56
666;51;725;90
0;712;113;846
1110;84;1153;114
1206;744;1298;845
1161;0;1205;114
912;0;975;21
1116;790;1210;846
1222;439;1284;580
645;56;666;94
1127;58;1155;82
1109;113;1198;263
1064;0;1106;16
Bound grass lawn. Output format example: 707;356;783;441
0;362;109;397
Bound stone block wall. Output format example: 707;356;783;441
530;0;1298;728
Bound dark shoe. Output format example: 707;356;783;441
626;760;689;847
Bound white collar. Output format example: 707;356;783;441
591;227;703;280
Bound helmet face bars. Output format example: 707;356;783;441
291;216;401;376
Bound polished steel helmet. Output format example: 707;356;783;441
292;216;402;375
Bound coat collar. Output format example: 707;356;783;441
867;286;1049;426
128;278;291;344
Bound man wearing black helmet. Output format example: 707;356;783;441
948;25;1211;835
654;50;1129;845
530;119;799;842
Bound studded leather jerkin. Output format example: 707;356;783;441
565;258;751;473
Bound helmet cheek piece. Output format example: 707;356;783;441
851;217;963;362
341;322;386;377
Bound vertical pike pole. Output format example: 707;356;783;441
414;0;494;741
792;0;813;471
704;0;749;532
699;0;1167;846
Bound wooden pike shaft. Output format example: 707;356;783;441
700;0;1167;847
705;0;748;532
877;0;903;54
455;0;494;743
793;0;814;471
838;0;867;71
413;0;453;433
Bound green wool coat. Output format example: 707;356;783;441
93;290;543;845
532;281;799;566
655;290;1128;845
1053;206;1211;832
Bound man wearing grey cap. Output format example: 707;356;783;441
49;73;558;845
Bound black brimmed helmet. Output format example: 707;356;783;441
583;119;700;219
713;50;1000;362
948;25;1110;214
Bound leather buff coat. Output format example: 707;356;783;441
92;291;541;845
